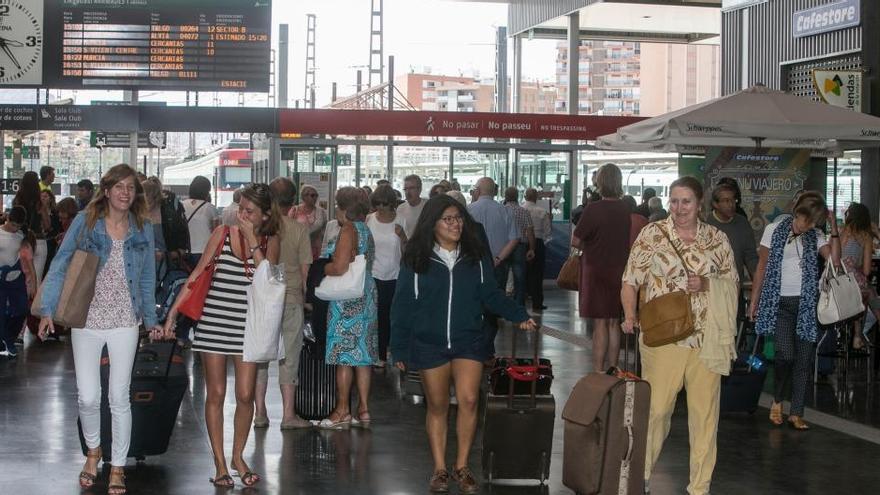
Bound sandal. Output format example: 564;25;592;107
318;412;352;430
209;474;234;487
788;415;811;430
108;467;126;495
769;401;784;426
79;447;102;489
352;410;371;428
236;470;262;487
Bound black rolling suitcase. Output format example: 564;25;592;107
481;328;555;484
562;330;650;495
295;342;337;420
721;321;767;414
78;339;187;461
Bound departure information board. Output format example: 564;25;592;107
42;0;271;91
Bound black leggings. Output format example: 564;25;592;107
773;296;815;416
375;278;397;362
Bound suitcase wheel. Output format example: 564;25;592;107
539;451;547;484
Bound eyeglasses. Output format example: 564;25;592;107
439;215;464;226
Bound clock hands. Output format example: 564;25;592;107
0;37;24;70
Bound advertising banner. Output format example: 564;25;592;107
681;148;814;242
812;70;862;112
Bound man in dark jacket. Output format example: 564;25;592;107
635;187;656;218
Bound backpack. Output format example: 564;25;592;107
160;191;191;253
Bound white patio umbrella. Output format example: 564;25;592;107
596;84;880;152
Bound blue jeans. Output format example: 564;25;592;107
510;243;528;306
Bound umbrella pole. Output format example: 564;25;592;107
833;157;838;217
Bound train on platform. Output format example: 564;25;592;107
161;138;252;207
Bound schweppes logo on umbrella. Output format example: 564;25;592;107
813;70;862;111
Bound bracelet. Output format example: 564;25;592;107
830;234;840;238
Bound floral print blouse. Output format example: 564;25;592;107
622;216;738;348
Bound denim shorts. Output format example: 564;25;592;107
408;335;490;371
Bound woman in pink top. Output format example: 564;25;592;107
291;184;328;260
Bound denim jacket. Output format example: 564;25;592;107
39;211;158;327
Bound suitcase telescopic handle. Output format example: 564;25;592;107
507;324;541;409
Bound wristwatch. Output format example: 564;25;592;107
249;244;261;255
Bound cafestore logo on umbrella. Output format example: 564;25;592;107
813;70;862;111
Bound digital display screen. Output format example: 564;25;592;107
43;0;271;91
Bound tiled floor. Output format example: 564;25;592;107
2;287;880;494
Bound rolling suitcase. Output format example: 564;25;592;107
78;339;187;461
562;330;650;495
295;342;337;420
720;321;766;414
481;328;555;484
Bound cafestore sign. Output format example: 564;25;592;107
792;0;860;38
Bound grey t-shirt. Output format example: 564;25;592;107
706;211;759;280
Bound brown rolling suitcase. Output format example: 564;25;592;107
562;331;650;494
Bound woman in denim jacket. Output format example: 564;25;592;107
38;164;167;495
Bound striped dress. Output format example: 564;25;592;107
192;233;252;355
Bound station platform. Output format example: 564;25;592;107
2;288;880;494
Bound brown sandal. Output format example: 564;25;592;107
79;447;102;489
769;402;784;426
108;466;127;495
788;415;810;430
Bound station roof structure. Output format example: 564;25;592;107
454;0;721;44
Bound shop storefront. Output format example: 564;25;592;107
721;0;880;217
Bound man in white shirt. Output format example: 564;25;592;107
523;188;552;311
221;189;242;227
396;174;425;239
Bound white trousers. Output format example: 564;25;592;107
33;239;47;281
72;326;139;467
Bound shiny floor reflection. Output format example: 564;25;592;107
2;289;880;494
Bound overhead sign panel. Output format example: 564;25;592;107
41;0;271;91
0;104;138;131
279;110;642;141
792;0;860;38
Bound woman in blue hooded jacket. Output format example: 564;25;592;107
391;194;536;494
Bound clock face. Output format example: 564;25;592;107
0;0;43;85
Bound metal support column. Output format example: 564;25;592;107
862;0;880;221
495;26;508;113
368;0;384;87
127;90;138;168
355;144;362;187
278;24;289;108
304;14;317;108
512;34;522;113
567;12;580;214
386;55;394;181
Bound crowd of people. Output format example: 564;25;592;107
3;159;870;495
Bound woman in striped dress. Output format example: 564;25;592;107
164;184;280;488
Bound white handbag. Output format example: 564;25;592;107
315;254;367;301
817;261;865;325
243;260;287;363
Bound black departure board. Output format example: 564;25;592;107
42;0;271;91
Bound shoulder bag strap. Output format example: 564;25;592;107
186;200;208;223
658;224;691;275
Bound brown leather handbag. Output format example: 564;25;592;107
639;227;695;347
556;248;581;291
31;231;99;328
